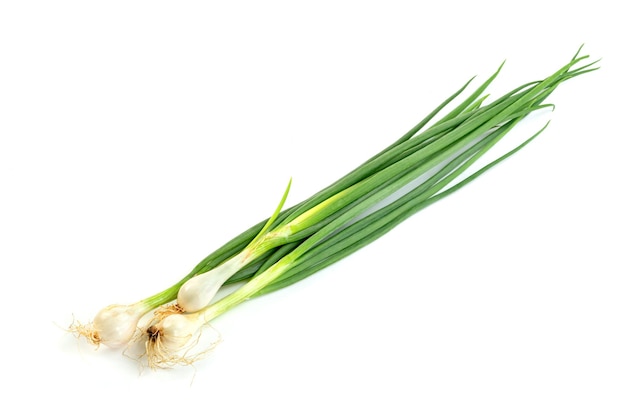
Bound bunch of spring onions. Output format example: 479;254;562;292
71;47;597;368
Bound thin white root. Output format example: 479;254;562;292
152;303;185;322
143;324;222;369
67;317;101;348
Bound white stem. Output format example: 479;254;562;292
177;251;248;312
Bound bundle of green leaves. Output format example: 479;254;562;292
70;46;598;369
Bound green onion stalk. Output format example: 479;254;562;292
73;48;597;355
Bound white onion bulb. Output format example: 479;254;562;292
145;312;209;368
92;303;145;348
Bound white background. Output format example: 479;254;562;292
1;1;624;417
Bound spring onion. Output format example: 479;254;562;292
71;48;597;366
